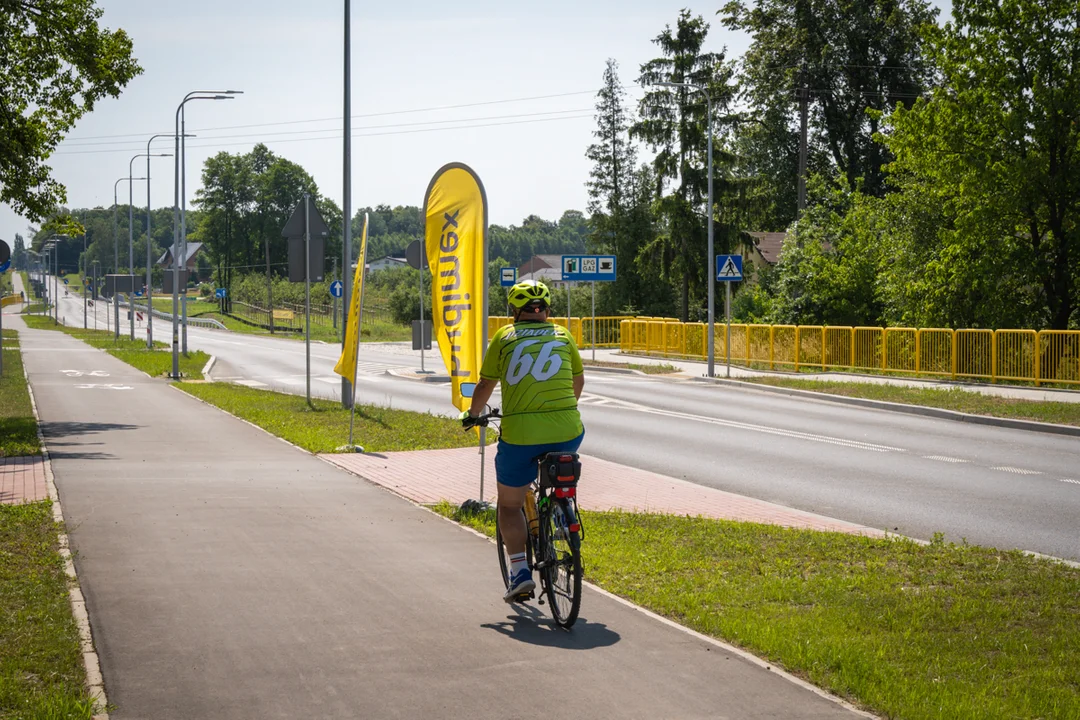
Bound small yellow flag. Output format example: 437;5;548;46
333;214;369;384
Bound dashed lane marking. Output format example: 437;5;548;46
991;466;1043;475
922;455;968;463
1059;478;1080;486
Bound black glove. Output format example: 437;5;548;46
460;410;479;429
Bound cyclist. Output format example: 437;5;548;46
463;280;584;602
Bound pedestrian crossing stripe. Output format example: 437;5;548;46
718;256;742;279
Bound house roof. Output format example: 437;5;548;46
516;255;562;277
746;232;786;265
156;242;204;267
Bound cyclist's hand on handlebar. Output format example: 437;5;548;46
460;410;478;429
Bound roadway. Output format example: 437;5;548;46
45;275;1080;562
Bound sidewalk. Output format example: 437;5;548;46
1;302;48;507
16;320;868;719
322;446;883;536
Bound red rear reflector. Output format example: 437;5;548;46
555;487;576;498
569;523;580;533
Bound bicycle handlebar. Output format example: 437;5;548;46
462;407;500;430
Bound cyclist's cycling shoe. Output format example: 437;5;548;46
504;569;536;603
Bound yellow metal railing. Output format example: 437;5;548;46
490;316;1079;387
1;294;22;308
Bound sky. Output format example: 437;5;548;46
0;0;951;243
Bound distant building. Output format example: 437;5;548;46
368;255;408;272
157;242;204;271
516;254;568;288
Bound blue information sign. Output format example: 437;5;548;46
0;260;9;273
716;254;743;282
215;287;227;299
560;255;617;282
499;267;517;287
330;280;344;298
63;278;69;285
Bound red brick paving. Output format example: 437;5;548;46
0;455;48;505
321;447;884;536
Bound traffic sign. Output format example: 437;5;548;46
330;280;344;298
500;267;517;287
0;240;9;266
716;254;743;281
405;239;428;270
63;278;69;285
0;260;9;273
215;288;227;299
561;255;617;282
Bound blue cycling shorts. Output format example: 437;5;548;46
494;431;585;488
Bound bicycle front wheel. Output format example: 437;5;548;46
540;500;582;628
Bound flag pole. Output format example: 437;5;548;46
347;213;369;447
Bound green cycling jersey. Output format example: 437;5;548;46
480;321;584;445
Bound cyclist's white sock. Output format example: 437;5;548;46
509;552;528;576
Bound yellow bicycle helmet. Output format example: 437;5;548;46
507;279;551;310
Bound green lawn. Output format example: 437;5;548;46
0;501;96;719
175;382;493;453
21;316;209;379
61;273;83;294
0;330;40;458
742;377;1080;427
437;503;1080;719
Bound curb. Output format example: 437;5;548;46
22;361;109;719
201;354;216;380
690;376;1080;438
582;365;643;376
387;368;450;383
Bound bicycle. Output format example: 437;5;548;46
464;408;585;628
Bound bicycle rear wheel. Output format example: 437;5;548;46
540;499;582;627
495;505;533;591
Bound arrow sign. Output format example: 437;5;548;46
330;280;343;298
716;254;743;281
215;288;227;299
281;198;331;239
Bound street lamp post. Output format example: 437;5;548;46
656;80;716;377
83;233;87;329
172;90;241;378
114;177;146;339
130;152;171;341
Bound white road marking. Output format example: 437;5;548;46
234;379;268;388
922;455;968;463
61;370;109;377
73;383;132;390
595;396;906;453
1059;478;1080;486
991;466;1043;475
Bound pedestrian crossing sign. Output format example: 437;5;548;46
716;254;743;281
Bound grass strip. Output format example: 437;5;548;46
175;382;494;453
434;502;1080;719
742;376;1080;427
0;501;96;719
21;315;209;379
0;330;40;458
583;359;681;374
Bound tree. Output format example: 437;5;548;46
12;233;26;270
884;0;1080;330
1;0;141;220
587;59;637;229
721;0;937;199
631;9;738;321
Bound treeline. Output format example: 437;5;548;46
585;1;1080;329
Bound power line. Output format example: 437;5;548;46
61;107;595;148
62;87;622;143
54;113;595;156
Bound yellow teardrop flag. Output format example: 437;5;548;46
423;163;487;412
333;214;369;384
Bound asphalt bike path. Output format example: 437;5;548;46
18;324;863;719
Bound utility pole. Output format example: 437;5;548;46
341;0;354;409
797;84;808;216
